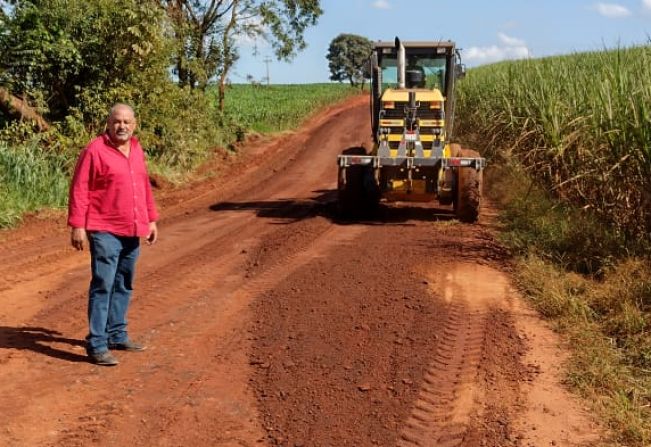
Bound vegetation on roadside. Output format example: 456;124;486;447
484;166;651;446
457;45;651;241
0;0;348;227
0;132;71;227
0;82;357;227
456;44;651;446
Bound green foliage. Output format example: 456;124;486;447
138;84;223;172
0;0;170;121
221;83;358;133
326;33;373;87
0;0;227;174
166;0;323;90
259;0;322;60
456;45;651;241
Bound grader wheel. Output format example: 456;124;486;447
454;148;482;223
338;164;363;216
337;147;380;218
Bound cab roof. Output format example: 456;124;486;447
373;41;456;50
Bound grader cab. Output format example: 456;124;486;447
337;38;485;222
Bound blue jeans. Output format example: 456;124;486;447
86;232;140;355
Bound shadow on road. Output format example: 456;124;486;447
0;326;88;363
209;189;457;225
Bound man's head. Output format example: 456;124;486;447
107;103;136;146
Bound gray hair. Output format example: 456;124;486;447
108;103;136;121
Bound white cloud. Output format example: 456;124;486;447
498;32;525;47
464;33;530;65
465;45;530;64
372;0;390;9
643;0;651;11
593;3;632;18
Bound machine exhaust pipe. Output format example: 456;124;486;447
395;37;405;89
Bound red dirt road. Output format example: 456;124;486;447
0;96;602;446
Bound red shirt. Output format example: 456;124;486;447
68;134;159;237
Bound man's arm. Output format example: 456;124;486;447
146;221;158;245
68;149;92;250
142;149;159;245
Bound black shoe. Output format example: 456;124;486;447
90;351;119;366
108;340;146;352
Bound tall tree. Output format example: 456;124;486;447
163;0;322;109
327;33;373;89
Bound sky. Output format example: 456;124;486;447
232;0;651;84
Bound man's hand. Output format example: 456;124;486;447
146;222;158;245
71;228;87;251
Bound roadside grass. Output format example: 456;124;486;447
485;165;651;446
0;140;72;227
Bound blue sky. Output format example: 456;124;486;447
232;0;651;84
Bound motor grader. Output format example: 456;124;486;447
337;38;485;222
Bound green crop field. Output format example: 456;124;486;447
456;45;651;240
222;83;359;133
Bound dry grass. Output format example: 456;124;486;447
485;166;651;446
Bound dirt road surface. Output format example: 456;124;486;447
0;96;602;446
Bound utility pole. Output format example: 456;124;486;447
263;57;272;86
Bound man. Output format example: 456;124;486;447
68;103;159;366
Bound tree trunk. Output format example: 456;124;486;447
218;0;239;112
0;87;50;132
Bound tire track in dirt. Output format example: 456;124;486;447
397;300;487;447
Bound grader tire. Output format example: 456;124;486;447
337;147;379;218
338;165;364;217
454;148;482;223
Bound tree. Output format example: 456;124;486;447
0;2;48;128
0;0;170;125
163;0;322;110
327;33;373;89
